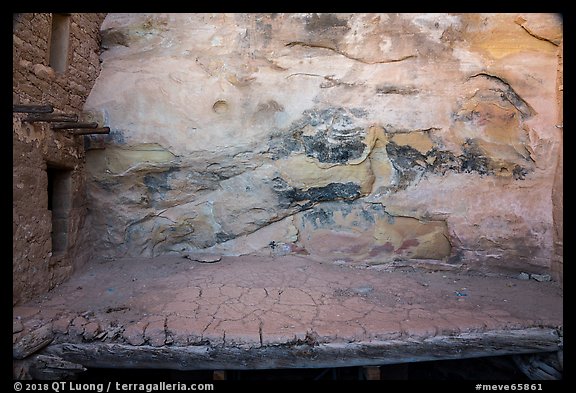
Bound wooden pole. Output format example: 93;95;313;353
23;114;78;123
67;127;110;135
52;122;99;130
13;104;54;113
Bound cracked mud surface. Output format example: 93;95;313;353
13;255;562;349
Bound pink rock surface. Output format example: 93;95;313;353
13;255;562;348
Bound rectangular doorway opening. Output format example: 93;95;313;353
47;165;72;254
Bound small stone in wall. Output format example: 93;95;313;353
531;274;552;282
517;272;552;282
32;64;55;79
13;320;24;334
517;272;530;280
82;322;101;341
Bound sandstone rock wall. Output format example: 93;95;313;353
13;13;107;305
551;39;563;284
84;13;562;275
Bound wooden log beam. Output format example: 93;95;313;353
40;328;561;371
52;122;99;130
513;353;563;380
23;113;78;123
13;104;54;113
15;355;86;380
13;325;54;360
68;127;110;135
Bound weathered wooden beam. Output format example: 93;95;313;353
40;328;561;371
17;355;87;380
513;353;563;380
13;104;54;113
23;113;78;123
13;325;54;360
52;122;99;130
68;127;110;135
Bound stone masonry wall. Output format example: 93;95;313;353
13;13;107;305
84;13;562;277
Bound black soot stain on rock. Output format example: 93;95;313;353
272;177;361;209
301;131;366;164
386;139;530;190
459;141;491;175
304;13;350;33
269;107;367;164
215;232;236;244
302;208;335;229
143;167;181;206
